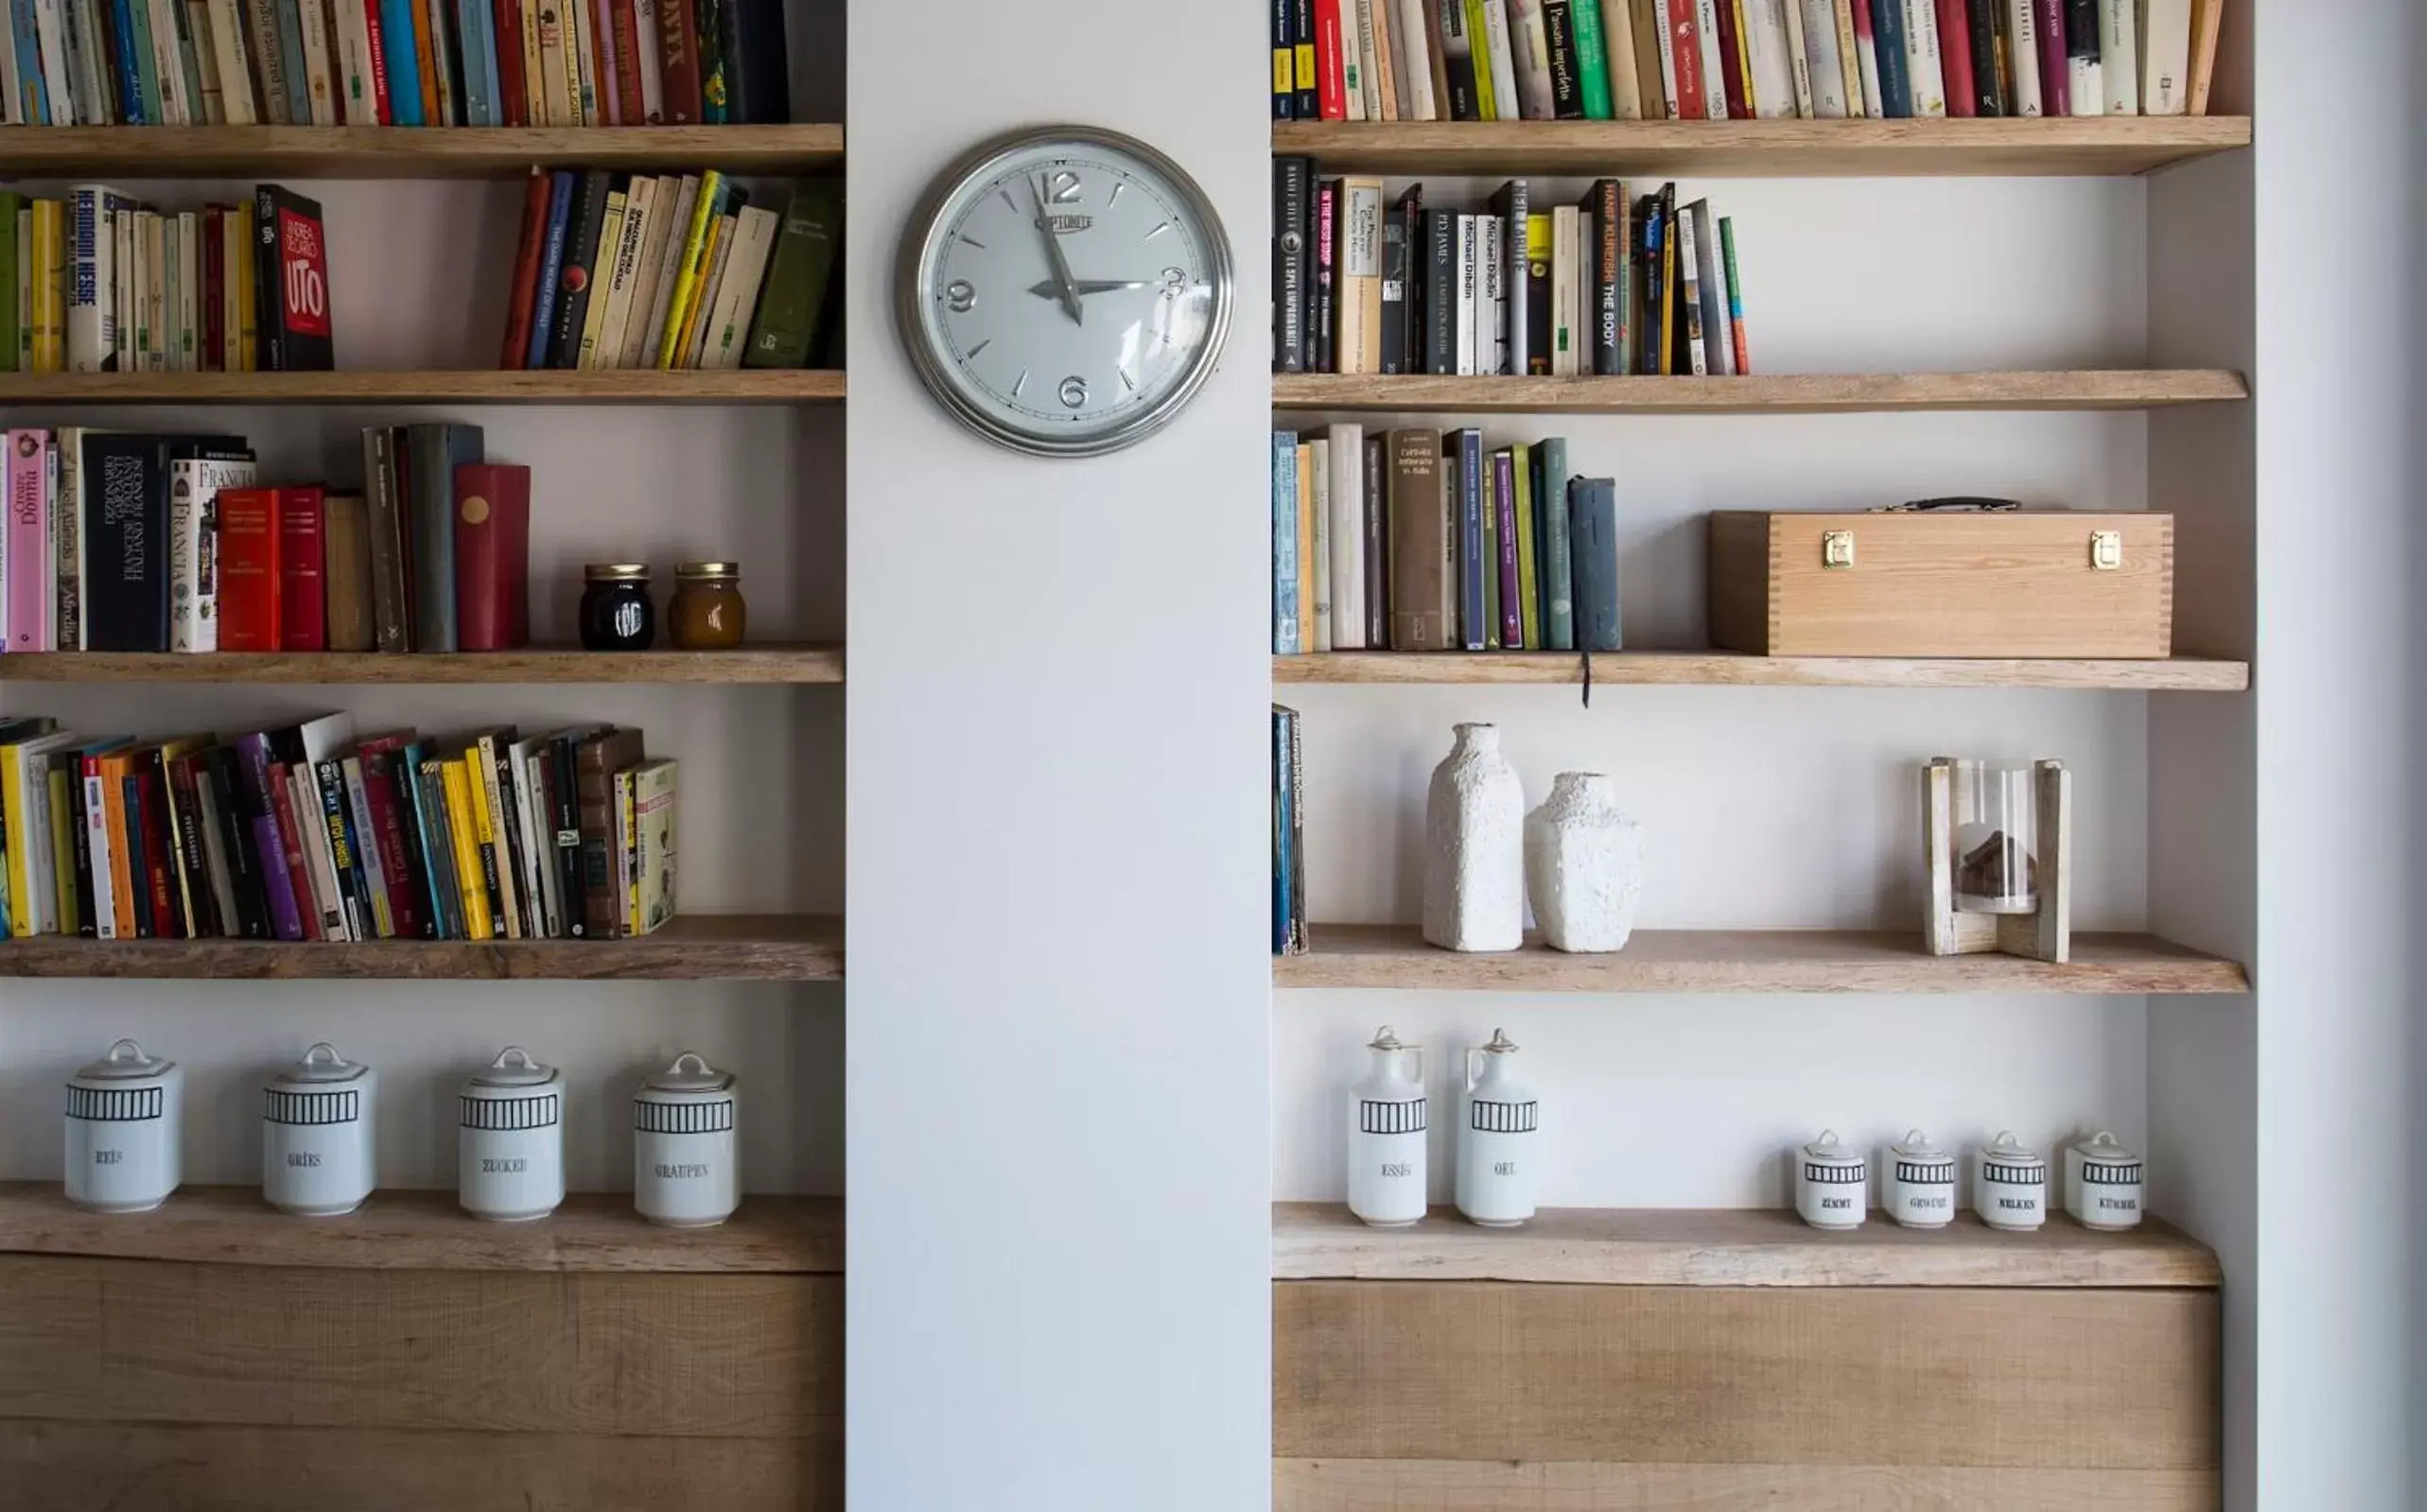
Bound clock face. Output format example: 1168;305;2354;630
898;126;1233;458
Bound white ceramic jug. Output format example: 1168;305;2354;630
263;1041;377;1216
1456;1029;1538;1227
1348;1026;1427;1227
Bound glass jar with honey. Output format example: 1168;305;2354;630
670;562;747;651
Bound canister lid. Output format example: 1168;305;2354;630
1890;1128;1949;1161
642;1051;734;1095
1368;1025;1406;1052
1801;1129;1864;1165
277;1041;368;1085
675;561;740;580
2070;1130;2139;1166
470;1045;559;1089
1980;1130;2045;1165
76;1037;174;1081
585;563;650;582
1475;1028;1518;1056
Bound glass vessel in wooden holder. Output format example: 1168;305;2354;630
1949;758;2039;914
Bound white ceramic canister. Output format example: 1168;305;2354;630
1793;1129;1868;1230
634;1051;740;1227
64;1038;184;1213
1455;1029;1537;1227
1883;1129;1959;1230
458;1046;567;1222
1348;1026;1427;1227
2065;1131;2145;1231
262;1041;377;1216
1974;1130;2049;1231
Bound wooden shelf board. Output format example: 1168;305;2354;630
0;369;846;405
1275;924;2246;995
1273;116;2252;176
1;644;846;685
0;1184;841;1273
1272;1203;2221;1288
0;123;845;179
1276;651;2249;691
1273;370;2246;414
0;912;842;980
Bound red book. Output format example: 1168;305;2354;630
201;207;223;372
1667;0;1706;121
494;0;527;125
358;738;425;941
279;485;327;652
266;760;323;941
655;0;702;123
1935;0;1976;114
608;0;645;128
1712;0;1750;118
1313;0;1347;118
360;0;392;121
217;487;283;652
453;463;531;652
2033;0;2069;114
498;171;551;370
135;766;180;940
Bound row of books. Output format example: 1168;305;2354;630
0;712;676;943
3;424;528;655
1271;704;1304;955
0;0;791;126
1271;0;2226;122
1;182;330;374
1273;424;1623;654
500;170;835;372
1276;168;1747;378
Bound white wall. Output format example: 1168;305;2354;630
841;2;1270;1510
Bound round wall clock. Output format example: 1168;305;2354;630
895;124;1234;459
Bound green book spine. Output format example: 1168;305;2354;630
1720;214;1749;375
127;0;160;122
1512;443;1540;647
1462;0;1499;119
695;0;729;122
0;194;18;374
1570;0;1614;117
1540;436;1573;651
742;186;839;370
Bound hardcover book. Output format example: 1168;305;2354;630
1569;476;1622;652
741;184;837;370
453;461;530;652
253;182;331;371
405;422;482;652
1386;427;1447;650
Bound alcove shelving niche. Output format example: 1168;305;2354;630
1268;107;2250;1512
0;66;847;1512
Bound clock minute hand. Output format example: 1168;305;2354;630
1028;176;1086;326
1025;278;1152;300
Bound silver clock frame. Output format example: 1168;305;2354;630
894;122;1235;460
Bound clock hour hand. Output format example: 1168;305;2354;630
1028;175;1086;326
1025;278;1152;300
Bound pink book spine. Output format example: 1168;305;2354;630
2032;0;2069;114
592;0;622;121
5;430;49;652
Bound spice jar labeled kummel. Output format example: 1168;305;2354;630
581;564;655;651
670;562;747;651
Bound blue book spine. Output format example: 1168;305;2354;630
1568;477;1621;652
1271;432;1300;654
525;172;575;371
397;743;445;937
1271;708;1292;955
377;0;421;121
124;0;159;120
1873;0;1913;117
1456;428;1485;651
12;0;50;122
106;0;142;119
273;0;310;122
453;0;495;123
1539;436;1573;652
1639;197;1665;375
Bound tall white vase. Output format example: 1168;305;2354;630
1423;723;1525;952
1525;772;1644;952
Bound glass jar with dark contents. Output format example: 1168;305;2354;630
670;562;747;651
581;564;655;651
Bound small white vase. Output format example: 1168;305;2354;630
1524;772;1643;952
1422;723;1525;952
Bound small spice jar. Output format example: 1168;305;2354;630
2064;1131;2144;1231
262;1041;377;1217
633;1051;741;1227
580;563;655;651
669;562;746;650
1973;1130;2049;1232
1793;1129;1868;1230
458;1045;566;1223
1883;1129;1959;1229
64;1037;183;1214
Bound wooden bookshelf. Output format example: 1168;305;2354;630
3;644;847;685
0;124;847;179
0;912;842;981
1272;116;2253;177
1276;651;2250;691
0;1184;843;1274
1271;1203;2221;1288
0;370;846;405
1274;924;2246;994
1272;369;2246;414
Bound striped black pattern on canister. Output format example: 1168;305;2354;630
1894;1159;1957;1184
265;1088;361;1125
2080;1159;2142;1184
1469;1100;1538;1133
1803;1161;1867;1185
1359;1099;1425;1135
1982;1158;2048;1184
66;1086;163;1121
634;1099;736;1135
460;1093;560;1131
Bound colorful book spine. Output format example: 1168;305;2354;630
1512;442;1540;647
377;0;420;121
1271;433;1300;654
5;430;46;650
1871;0;1911;113
1720;215;1751;374
1455;426;1485;651
1538;436;1574;651
1493;448;1521;649
525;169;573;369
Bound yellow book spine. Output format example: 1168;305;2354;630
462;753;503;938
576;192;626;370
670;212;726;369
1;747;26;936
1462;0;1499;119
236;202;257;374
31;201;64;374
655;171;723;369
1660;211;1677;375
440;759;493;941
47;766;76;937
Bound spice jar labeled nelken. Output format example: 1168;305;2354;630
1974;1131;2049;1232
634;1051;740;1227
459;1045;566;1222
263;1041;377;1216
64;1038;183;1213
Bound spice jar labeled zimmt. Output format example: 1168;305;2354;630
670;562;747;651
580;563;655;651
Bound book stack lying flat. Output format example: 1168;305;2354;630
0;712;678;942
1275;170;1749;379
1271;0;2227;122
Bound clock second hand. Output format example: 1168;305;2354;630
1028;175;1086;327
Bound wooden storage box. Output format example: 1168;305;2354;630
1707;511;2174;658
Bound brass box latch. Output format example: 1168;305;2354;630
2089;530;2123;571
1821;530;1856;569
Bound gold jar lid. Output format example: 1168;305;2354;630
675;561;741;580
585;563;651;582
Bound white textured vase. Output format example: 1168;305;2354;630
1525;772;1644;953
1423;723;1525;952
